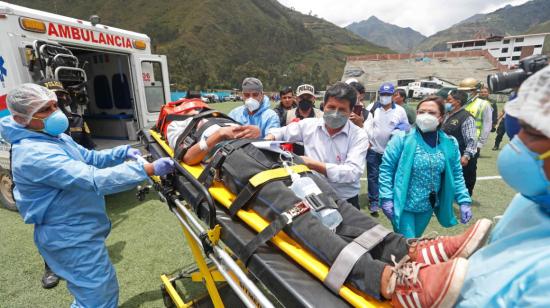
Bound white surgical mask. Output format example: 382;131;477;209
416;113;439;132
380;96;392;106
244;98;260;112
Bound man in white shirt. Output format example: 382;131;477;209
363;82;409;216
266;82;369;209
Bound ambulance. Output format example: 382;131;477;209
0;1;171;210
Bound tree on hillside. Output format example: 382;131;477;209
169;44;209;90
310;62;322;89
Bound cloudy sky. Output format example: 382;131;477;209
277;0;531;36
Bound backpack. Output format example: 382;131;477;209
155;98;211;138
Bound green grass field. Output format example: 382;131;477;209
0;101;516;307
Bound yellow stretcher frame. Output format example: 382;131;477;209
149;129;388;308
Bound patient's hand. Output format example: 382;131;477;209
235;125;261;139
219;126;240;140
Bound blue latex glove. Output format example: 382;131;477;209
126;148;142;160
460;204;472;224
395;122;410;132
153;158;175;176
381;200;394;220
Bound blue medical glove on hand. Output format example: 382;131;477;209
126;148;142;160
460;204;472;224
153;158;175;176
381;200;394;220
395;122;410;132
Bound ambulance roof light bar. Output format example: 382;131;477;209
133;40;147;50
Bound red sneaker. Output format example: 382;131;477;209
388;256;468;308
410;218;492;265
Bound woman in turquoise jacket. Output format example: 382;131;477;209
379;96;472;238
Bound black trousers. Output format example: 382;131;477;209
249;174;408;299
462;149;479;196
222;145;408;298
494;120;506;149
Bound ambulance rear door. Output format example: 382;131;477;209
131;54;170;129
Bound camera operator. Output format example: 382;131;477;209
487;55;548;141
457;63;550;308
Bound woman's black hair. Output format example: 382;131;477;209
449;89;468;106
279;86;293;97
348;81;365;94
417;95;445;116
395;88;407;99
324;82;357;110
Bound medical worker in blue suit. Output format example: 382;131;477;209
228;77;280;137
0;83;175;308
457;66;550;307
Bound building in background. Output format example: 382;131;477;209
342;50;506;99
447;33;549;67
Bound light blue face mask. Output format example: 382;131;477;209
32;109;69;136
323;109;348;129
445;102;453;112
497;136;550;210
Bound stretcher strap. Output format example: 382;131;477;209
164;113;192;124
229;165;310;217
174;110;233;160
197;139;255;188
324;225;391;294
194;117;236;141
238;202;310;264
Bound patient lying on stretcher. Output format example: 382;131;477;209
164;102;492;308
166;108;260;165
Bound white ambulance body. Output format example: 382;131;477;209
0;1;171;209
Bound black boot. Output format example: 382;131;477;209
42;262;60;289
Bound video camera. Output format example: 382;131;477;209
487;54;548;92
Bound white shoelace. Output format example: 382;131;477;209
386;255;423;295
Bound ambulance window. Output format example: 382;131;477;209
94;75;113;109
141;61;166;112
112;74;132;109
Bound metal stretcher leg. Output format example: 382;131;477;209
178;216;225;308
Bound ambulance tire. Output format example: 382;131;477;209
0;171;17;211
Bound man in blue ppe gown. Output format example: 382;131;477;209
0;83;175;308
457;66;550;307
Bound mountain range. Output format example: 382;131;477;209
414;0;550;51
8;0;390;90
7;0;550;90
346;16;426;53
346;0;550;54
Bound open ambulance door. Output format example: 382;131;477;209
131;54;170;129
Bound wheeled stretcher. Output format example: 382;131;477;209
142;129;388;308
